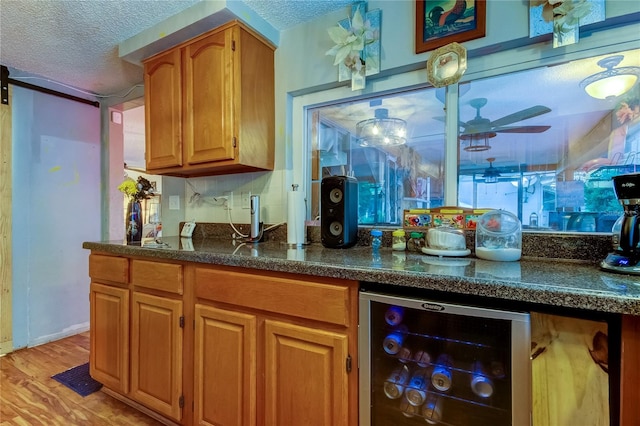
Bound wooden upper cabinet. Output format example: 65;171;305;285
184;29;234;165
143;21;275;177
144;48;182;170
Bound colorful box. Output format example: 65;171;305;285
403;207;492;231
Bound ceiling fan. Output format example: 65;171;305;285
482;157;501;183
459;98;552;151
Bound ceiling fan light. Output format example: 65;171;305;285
462;133;493;151
357;108;407;147
584;75;637;99
580;55;640;100
482;158;501;183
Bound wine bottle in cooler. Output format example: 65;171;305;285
470;360;494;398
422;393;444;424
431;354;454;392
397;345;412;363
413;349;432;367
383;324;408;355
385;305;404;326
490;359;506;379
399;394;420;418
383;363;410;399
405;367;432;406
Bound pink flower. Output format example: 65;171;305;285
617;102;640;125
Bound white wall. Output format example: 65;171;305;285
12;87;101;348
182;0;640;227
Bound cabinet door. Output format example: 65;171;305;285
90;282;129;394
131;291;183;421
194;304;257;426
183;28;235;165
531;312;609;426
264;320;349;426
144;48;183;169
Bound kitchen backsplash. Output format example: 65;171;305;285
185;222;612;264
184;170;287;225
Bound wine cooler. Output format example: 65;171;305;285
359;291;531;426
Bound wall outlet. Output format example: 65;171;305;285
223;191;233;210
241;191;251;209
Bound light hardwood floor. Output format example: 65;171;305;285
0;332;162;425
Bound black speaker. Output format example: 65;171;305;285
321;176;358;248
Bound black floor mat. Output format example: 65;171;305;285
52;363;103;397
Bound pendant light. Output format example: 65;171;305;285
483;158;501;183
461;132;495;152
580;55;640;100
356;108;407;147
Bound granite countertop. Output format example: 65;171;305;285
83;236;640;316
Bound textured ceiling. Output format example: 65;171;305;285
0;0;352;99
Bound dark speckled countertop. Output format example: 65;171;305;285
83;235;640;316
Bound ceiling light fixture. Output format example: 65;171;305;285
356;108;407;147
460;132;495;152
483;157;501;183
580;55;640;100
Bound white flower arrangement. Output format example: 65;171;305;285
325;8;379;73
532;0;593;34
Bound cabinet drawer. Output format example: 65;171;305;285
195;268;351;326
131;260;183;294
89;254;129;284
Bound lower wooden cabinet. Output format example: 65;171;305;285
531;312;610;426
194;304;257;426
264;319;349;426
193;266;359;426
88;252;631;425
90;282;130;394
88;254;185;424
131;291;184;421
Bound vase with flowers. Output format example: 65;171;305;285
118;176;155;244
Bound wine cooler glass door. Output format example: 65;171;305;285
359;291;531;426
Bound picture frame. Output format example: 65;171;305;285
415;0;486;54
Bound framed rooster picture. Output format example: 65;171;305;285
415;0;486;53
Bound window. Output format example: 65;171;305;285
308;88;445;224
307;48;640;232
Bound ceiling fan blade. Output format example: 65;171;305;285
494;125;551;134
490;105;551;127
433;116;467;128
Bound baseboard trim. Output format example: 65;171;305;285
27;323;91;348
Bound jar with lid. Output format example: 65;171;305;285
392;229;406;251
407;231;425;252
475;209;522;261
370;229;383;250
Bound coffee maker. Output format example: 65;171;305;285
601;173;640;274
